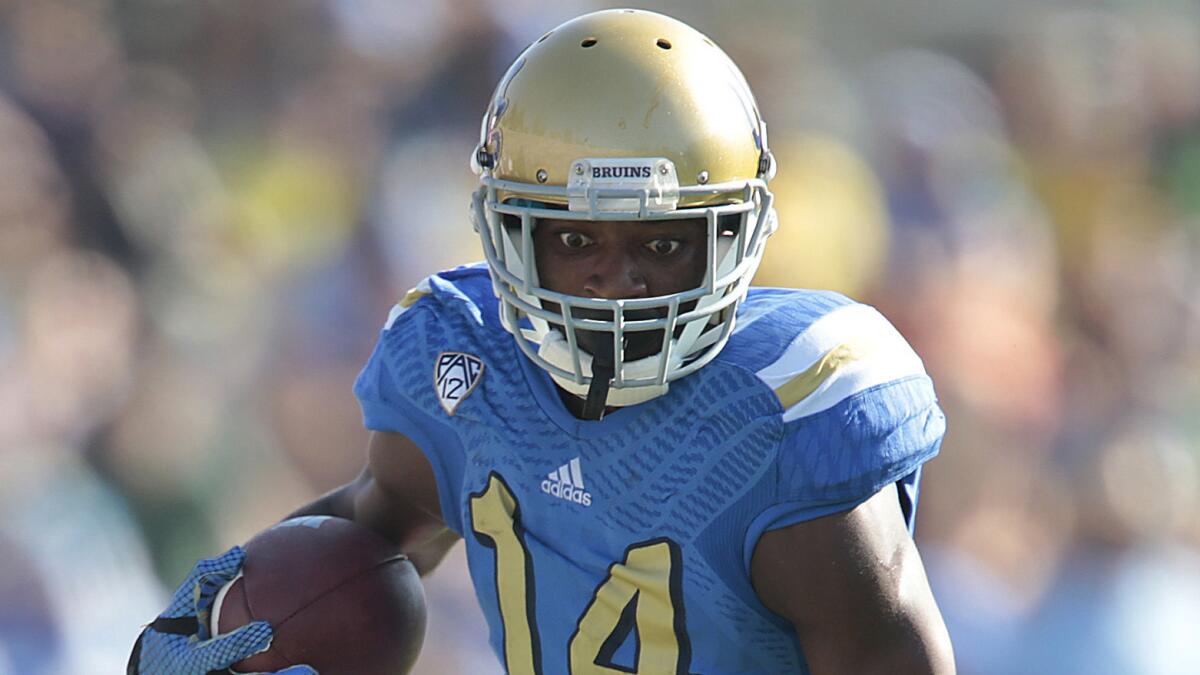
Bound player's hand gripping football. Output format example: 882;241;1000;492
127;546;317;675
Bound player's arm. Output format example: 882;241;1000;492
129;431;451;674
750;483;955;675
287;430;459;576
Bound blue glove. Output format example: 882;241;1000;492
128;546;318;675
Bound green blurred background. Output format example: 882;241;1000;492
1;1;1198;673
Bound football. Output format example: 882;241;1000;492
211;516;426;674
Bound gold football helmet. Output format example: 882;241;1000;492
471;9;776;408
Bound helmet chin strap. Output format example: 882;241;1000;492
581;340;615;421
537;331;671;413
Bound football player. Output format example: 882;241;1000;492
131;9;954;674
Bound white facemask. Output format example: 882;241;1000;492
536;330;671;408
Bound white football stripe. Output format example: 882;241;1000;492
208;571;243;637
756;304;926;422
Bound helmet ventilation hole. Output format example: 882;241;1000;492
581;37;598;48
656;38;672;50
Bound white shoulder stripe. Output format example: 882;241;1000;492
384;274;485;329
755;304;926;422
384;277;434;329
436;274;484;325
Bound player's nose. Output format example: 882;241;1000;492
583;248;648;299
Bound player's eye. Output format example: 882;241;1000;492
645;239;682;256
558;231;593;249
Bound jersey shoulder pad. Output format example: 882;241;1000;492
750;295;927;421
357;262;502;419
382;262;496;332
744;293;944;502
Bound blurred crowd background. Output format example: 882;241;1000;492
1;0;1198;673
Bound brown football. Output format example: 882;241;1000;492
211;516;425;675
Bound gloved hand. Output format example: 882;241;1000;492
128;546;317;675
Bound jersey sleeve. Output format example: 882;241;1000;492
353;288;469;535
743;302;945;566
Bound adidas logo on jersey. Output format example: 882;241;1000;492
541;457;592;507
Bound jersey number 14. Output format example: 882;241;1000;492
471;473;692;675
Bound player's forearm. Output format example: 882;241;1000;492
284;473;456;576
402;527;460;576
285;467;370;522
285;482;358;522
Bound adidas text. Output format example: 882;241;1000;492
541;480;592;506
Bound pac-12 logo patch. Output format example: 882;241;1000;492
434;352;484;415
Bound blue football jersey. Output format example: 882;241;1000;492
354;262;945;675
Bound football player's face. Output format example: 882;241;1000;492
534;217;707;300
534;217;707;362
